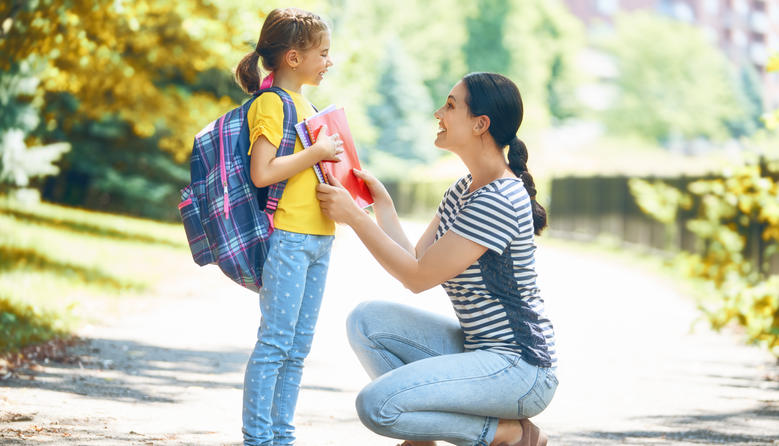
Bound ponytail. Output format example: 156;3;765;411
235;51;262;94
508;136;547;235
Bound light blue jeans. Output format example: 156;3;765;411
242;229;334;446
346;301;558;446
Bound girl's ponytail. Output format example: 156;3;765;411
507;136;547;235
235;51;262;94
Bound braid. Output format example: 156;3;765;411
508;137;547;235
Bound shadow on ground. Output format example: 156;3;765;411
2;337;249;403
578;403;779;445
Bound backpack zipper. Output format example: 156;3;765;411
218;115;230;219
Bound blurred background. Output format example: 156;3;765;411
1;0;778;364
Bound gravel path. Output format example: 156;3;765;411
1;223;777;445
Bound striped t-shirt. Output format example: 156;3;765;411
436;175;557;367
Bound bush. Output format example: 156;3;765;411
629;158;779;356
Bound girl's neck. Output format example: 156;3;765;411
272;69;304;94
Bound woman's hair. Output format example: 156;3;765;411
461;72;548;235
235;8;329;94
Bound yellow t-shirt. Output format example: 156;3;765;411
246;89;335;236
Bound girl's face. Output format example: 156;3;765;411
297;32;333;86
433;80;476;150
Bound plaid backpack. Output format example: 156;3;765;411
178;87;298;292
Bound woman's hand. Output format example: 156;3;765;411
311;124;344;162
316;173;365;226
352;169;392;210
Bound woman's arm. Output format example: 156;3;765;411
352;169;415;255
317;177;487;293
250;128;342;188
415;214;440;259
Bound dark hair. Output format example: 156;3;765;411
235;8;329;94
462;72;547;235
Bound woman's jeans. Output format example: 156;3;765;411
242;229;334;446
347;301;558;446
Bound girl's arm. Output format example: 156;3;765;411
317;177;487;293
250;128;341;188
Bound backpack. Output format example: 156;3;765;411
178;87;298;292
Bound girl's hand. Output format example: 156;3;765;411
352;169;392;210
311;124;344;162
316;174;364;226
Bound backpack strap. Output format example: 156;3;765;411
257;87;298;216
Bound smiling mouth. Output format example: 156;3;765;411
437;125;446;134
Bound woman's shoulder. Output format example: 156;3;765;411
446;175;472;197
471;178;530;212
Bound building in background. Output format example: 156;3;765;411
563;0;779;110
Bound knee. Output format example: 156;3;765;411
355;383;396;433
346;302;366;342
346;300;394;348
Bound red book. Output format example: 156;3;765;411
305;108;374;208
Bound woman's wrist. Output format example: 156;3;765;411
349;207;374;230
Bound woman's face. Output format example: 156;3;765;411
433;80;475;150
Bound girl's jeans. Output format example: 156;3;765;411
346;300;558;446
242;229;334;446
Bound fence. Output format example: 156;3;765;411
548;172;779;275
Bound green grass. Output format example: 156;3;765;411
0;196;189;352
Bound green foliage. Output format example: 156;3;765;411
726;65;765;138
0;295;71;352
630;159;779;356
629;178;692;225
464;0;511;74
0;59;69;190
364;40;436;179
602;12;749;142
503;0;585;127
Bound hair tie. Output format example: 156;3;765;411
260;72;274;90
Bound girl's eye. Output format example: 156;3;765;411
446;103;453;109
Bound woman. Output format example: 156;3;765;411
316;72;557;446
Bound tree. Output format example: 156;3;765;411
0;59;69;198
364;40;436;179
463;0;511;74
0;0;267;217
0;0;252;161
602;13;748;142
726;65;764;137
502;0;585;127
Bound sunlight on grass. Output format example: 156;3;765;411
1;196;191;352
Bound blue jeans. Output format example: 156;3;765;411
346;301;558;446
242;229;334;446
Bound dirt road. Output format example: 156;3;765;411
1;224;777;445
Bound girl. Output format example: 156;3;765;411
234;8;342;446
317;73;557;446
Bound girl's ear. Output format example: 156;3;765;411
284;49;301;69
472;115;490;136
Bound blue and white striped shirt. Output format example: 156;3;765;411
436;175;557;366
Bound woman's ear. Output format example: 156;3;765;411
472;115;490;136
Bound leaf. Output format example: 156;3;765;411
768;54;779;72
